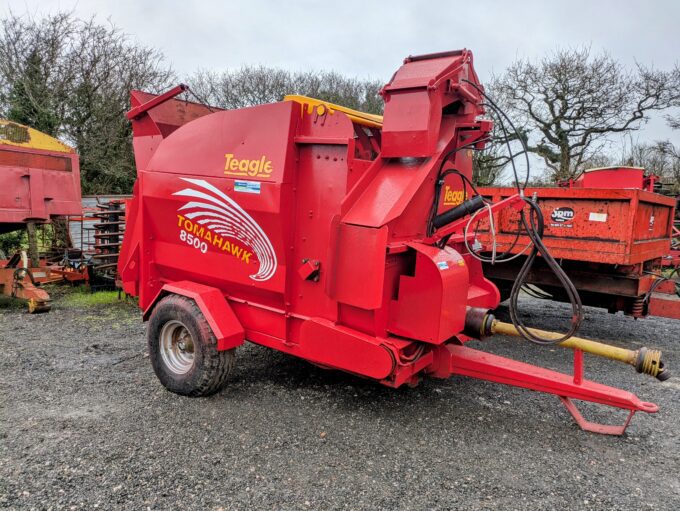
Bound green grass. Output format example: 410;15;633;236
59;287;124;308
0;285;138;316
55;287;140;328
0;294;25;310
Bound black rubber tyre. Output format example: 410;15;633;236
147;294;235;396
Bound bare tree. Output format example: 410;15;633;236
598;135;678;193
655;142;680;192
493;47;680;181
666;65;680;130
188;66;384;114
0;12;173;193
472;119;515;186
472;144;508;185
620;140;666;174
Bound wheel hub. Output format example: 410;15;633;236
159;320;195;375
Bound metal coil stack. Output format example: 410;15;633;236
87;200;125;290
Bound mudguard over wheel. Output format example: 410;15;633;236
148;294;235;396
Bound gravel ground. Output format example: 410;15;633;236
1;290;679;510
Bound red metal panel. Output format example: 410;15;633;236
572;167;645;189
129;88;215;138
298;318;395;379
388;242;468;343
328;223;388;310
0;145;81;228
479;186;675;265
27;168;46;220
289;126;354;318
342;155;436;229
381;50;482;158
648;293;680;320
146;101;297;183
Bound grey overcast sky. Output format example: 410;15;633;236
5;0;680;168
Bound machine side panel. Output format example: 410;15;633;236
288;143;351;319
328;223;389;310
388;243;468;343
126;102;299;316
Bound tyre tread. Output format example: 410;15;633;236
148;294;235;397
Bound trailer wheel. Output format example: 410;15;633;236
148;294;235;397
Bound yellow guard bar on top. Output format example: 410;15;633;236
284;95;383;129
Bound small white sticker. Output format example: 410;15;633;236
437;261;449;270
234;180;261;194
588;212;607;222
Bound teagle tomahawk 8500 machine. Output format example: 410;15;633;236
119;50;669;435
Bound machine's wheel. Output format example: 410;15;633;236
148;294;235;396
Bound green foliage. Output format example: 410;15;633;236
6;49;60;135
0;223;69;259
0;12;174;194
59;287;122;308
0;294;25;309
0;230;25;257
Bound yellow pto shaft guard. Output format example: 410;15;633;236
490;320;669;381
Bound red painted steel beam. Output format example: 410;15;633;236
126;84;189;120
425;193;525;245
445;344;657;412
438;343;657;434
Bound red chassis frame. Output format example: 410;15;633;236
120;50;661;434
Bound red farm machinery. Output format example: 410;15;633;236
0;120;82;312
119;50;670;435
477;167;680;321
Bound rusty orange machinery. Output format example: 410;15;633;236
0;120;82;312
478;167;679;320
119;51;670;436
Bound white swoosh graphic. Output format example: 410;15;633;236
173;178;277;281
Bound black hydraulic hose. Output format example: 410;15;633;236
508;199;584;345
427;138;489;237
426;80;584;344
462;79;531;191
458;79;584;343
433;196;486;229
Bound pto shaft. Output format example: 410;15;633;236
489;320;670;381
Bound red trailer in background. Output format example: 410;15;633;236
478;167;680;320
0;120;82;311
0;121;81;232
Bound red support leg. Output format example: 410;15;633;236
573;349;583;385
559;397;636;436
440;344;658;435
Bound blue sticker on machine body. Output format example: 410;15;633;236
234;180;261;194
